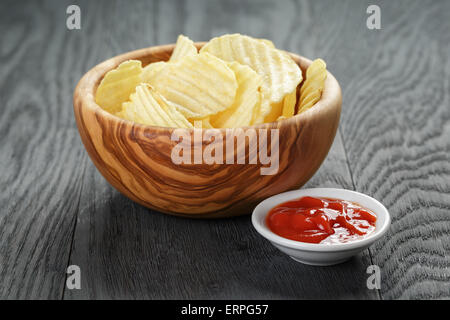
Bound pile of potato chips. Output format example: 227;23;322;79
95;34;327;129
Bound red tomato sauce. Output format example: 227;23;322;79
266;196;377;244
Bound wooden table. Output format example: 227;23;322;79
0;0;449;300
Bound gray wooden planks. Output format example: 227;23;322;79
0;0;87;299
336;0;450;299
64;0;378;299
0;0;449;300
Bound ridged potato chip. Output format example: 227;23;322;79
95;60;142;113
200;34;302;121
254;86;296;124
258;38;275;48
251;98;271;125
298;59;327;114
192;117;214;129
281;89;297;118
147;52;238;119
142;35;196;84
118;84;193;128
119;101;141;123
211;62;262;128
261;97;285;123
254;89;297;124
170;35;198;62
142;61;167;83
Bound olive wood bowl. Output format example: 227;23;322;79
73;43;342;218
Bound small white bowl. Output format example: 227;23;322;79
251;188;391;266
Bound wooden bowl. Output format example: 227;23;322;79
73;43;342;218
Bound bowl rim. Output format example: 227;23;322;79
251;188;391;252
73;42;342;133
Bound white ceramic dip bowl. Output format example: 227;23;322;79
251;188;391;266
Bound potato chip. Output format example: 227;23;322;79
191;117;214;129
251;98;271;125
297;59;327;114
118;84;193;128
142;61;167;83
115;109;126;119
119;89;163;125
262;98;285;123
211;62;262;128
146;52;238;119
95;60;142;113
258;38;275;48
120;101;141;123
254;89;298;124
200;34;302;121
281;89;297;118
170;35;198;62
142;35;196;83
253;87;295;124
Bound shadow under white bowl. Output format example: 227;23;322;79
251;188;391;266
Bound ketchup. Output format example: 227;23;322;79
266;196;377;244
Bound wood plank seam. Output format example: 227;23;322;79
60;155;88;300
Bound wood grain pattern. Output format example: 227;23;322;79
1;0;449;300
0;0;89;299
66;131;379;300
336;0;450;299
73;46;342;217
